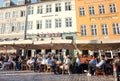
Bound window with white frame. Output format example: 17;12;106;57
81;25;87;36
36;20;42;29
27;21;33;30
20;11;26;17
1;24;5;34
55;3;61;12
28;6;34;15
91;24;97;36
65;2;71;11
45;20;52;28
11;23;17;32
113;23;120;35
55;19;61;28
13;11;18;18
109;3;117;13
101;24;108;35
37;6;43;14
4;24;10;33
5;12;10;19
46;5;52;13
0;13;3;19
89;6;95;15
0;24;2;34
18;22;25;32
99;5;105;14
79;7;85;16
65;18;72;27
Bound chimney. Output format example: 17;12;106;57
25;0;31;4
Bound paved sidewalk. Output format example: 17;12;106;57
0;71;114;81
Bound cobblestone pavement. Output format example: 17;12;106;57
0;71;114;81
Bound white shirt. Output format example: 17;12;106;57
27;59;35;64
76;58;82;66
65;58;71;65
41;57;46;64
96;60;106;68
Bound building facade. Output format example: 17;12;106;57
0;0;120;56
0;0;77;56
75;0;120;40
75;0;120;56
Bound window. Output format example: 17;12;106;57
4;24;10;33
113;23;120;35
89;6;95;15
55;3;61;12
13;11;18;18
99;5;105;14
0;24;5;34
91;24;97;36
0;13;3;19
55;19;61;28
18;22;25;32
65;2;71;11
45;20;52;28
21;11;25;17
37;6;43;14
11;23;17;32
36;20;42;29
5;12;10;19
5;3;10;7
79;7;85;16
27;21;33;30
109;3;117;13
65;18;72;27
0;24;1;33
28;6;34;15
81;25;87;36
46;5;52;13
101;24;108;35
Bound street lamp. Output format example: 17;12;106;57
23;0;30;58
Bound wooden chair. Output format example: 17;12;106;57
46;64;52;72
60;64;71;75
95;64;106;76
21;62;28;70
5;63;13;70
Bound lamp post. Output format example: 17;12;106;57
23;1;30;58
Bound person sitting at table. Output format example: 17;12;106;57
46;55;56;74
0;56;13;71
96;55;106;69
87;55;98;76
60;55;71;75
27;57;35;70
76;53;82;73
115;55;120;79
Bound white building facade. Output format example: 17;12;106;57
26;0;77;41
0;0;77;56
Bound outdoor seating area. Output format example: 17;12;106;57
0;52;118;77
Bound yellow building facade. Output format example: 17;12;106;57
75;0;120;40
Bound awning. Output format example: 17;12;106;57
34;40;52;49
76;39;120;50
13;40;33;50
0;41;15;50
51;39;75;49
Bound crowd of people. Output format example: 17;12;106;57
0;52;120;77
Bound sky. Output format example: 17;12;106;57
0;0;37;7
